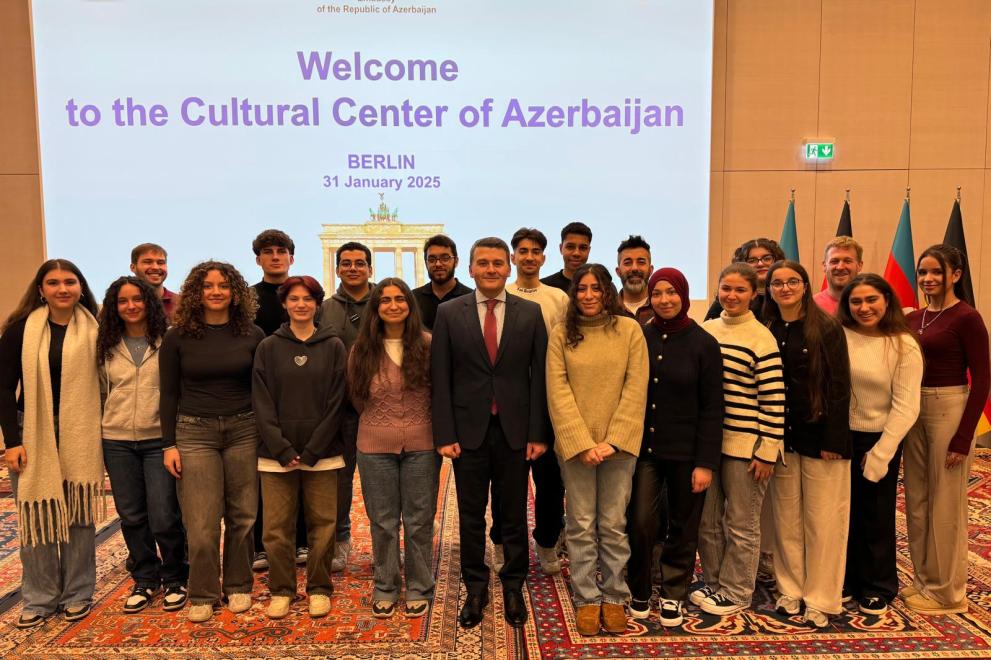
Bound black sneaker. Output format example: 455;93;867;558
372;600;396;618
659;599;684;627
64;603;92;622
295;546;309;566
700;592;745;616
629;598;650;619
689;584;714;607
16;612;46;629
163;584;188;612
858;596;887;616
252;551;269;571
123;585;157;614
842;587;853;604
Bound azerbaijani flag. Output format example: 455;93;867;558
820;198;853;291
779;197;799;261
882;198;918;309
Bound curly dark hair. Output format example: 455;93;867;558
96;276;168;366
564;263;623;348
347;278;431;403
173;261;258;339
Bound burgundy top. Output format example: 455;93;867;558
907;302;991;454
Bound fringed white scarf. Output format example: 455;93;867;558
18;305;105;546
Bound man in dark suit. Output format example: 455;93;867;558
431;236;549;629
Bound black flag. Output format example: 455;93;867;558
836;199;853;237
942;199;976;307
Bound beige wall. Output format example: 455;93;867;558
709;0;991;317
3;1;991;316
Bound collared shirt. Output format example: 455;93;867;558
413;279;472;330
161;287;179;324
475;289;507;346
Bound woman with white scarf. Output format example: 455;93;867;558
0;259;104;629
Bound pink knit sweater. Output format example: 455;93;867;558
353;353;433;454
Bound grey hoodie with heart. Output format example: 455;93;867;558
251;322;347;466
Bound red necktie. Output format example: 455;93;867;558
484;299;498;414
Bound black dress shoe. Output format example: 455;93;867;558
503;589;527;628
459;592;489;628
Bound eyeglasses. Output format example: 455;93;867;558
339;260;368;270
769;278;804;290
746;255;776;266
426;255;454;265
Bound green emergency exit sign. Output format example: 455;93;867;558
805;142;834;160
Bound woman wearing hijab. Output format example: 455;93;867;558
626;269;723;627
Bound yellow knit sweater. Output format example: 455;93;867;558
546;314;649;461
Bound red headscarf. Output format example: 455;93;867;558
647;268;693;333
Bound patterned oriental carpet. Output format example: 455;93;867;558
0;452;990;658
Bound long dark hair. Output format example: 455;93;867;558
96;277;168;365
838;274;915;339
173;261;258;339
347;278;430;403
2;258;99;332
564;263;623;348
763;260;841;420
917;243;970;307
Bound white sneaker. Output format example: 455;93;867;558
803;607;829;629
227;593;252;614
492;544;505;572
775;594;801;615
266;595;292;619
536;544;561;575
309;594;331;618
187;603;214;623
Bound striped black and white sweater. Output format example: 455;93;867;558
702;311;786;463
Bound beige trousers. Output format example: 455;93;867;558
904;385;973;605
771;452;851;614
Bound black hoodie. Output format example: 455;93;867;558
252;322;347;466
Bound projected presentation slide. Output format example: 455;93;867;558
31;0;714;295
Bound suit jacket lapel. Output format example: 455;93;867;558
495;295;518;367
462;296;491;367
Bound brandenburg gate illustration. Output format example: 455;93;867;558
319;194;445;292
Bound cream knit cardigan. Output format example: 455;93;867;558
546;314;648;461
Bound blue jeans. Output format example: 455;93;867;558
11;471;95;616
357;450;440;602
103;439;187;589
698;456;771;606
557;452;637;607
175;411;258;605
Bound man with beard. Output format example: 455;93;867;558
541;222;592;293
813;236;863;315
616;235;654;324
487;228;568;576
413;235;472;330
130;243;180;324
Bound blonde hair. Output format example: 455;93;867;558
823;236;863;262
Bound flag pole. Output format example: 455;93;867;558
790;188;795;202
957;186;962;203
845;188;850;204
906;186;911;201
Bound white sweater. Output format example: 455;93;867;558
845;328;923;482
